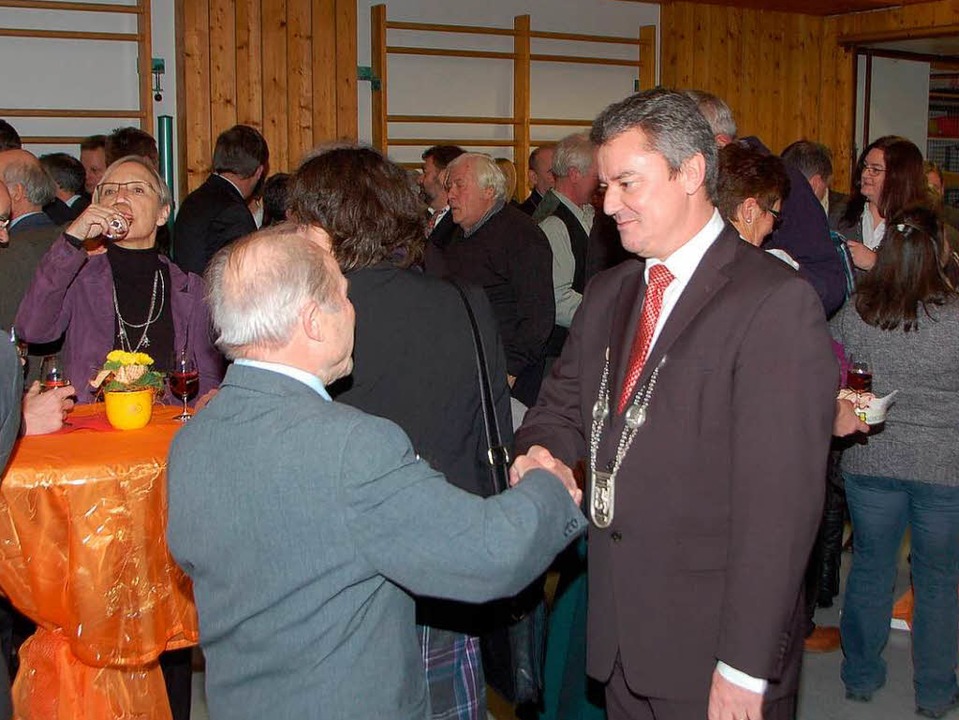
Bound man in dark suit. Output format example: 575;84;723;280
0;150;56;236
79;135;107;197
687;91;847;319
167;226;585;720
519;145;555;215
172;124;267;275
418;144;463;251
514;89;837;720
40;153;88;225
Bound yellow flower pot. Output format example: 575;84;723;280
104;389;154;430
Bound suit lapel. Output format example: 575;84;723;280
616;228;740;401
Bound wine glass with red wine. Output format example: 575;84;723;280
39;354;70;392
847;356;872;418
169;349;199;422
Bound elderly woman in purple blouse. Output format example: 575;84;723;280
15;155;223;403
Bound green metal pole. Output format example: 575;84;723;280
157;115;176;256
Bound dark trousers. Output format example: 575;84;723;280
160;648;193;720
606;660;796;720
803;449;846;634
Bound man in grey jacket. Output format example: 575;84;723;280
166;224;586;720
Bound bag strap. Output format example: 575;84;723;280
449;280;510;495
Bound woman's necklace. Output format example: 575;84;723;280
113;269;165;354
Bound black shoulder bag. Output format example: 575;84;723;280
450;281;547;707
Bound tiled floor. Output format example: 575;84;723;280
189;545;921;720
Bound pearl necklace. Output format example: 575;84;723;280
113;269;165;354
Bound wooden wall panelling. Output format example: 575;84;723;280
261;0;289;173
288;0;314;165
317;0;343;145
335;0;357;141
210;0;237;143
690;3;711;92
178;0;212;196
235;0;263;128
639;25;656;90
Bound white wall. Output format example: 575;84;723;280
1;0;657;199
856;55;930;154
355;0;660;166
0;0;179;198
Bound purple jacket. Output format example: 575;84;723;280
15;235;224;403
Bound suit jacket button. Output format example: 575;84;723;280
611;531;622;542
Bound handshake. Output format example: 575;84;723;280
509;445;583;506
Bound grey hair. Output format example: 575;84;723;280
781;140;833;182
684;89;738;139
591;88;718;199
98;155;173;208
204;223;342;360
0;155;55;206
448;153;508;201
551;132;595;178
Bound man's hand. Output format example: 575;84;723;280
708;668;764;720
22;382;75;436
194;388;218;412
846;240;876;271
509;445;582;505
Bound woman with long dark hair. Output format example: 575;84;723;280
289;145;513;720
835;136;927;272
831;204;959;716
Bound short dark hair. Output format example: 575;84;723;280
528;145;551;171
39;152;86;195
289;145;426;271
421;144;464;171
856;204;957;331
80;134;106;153
106;126;158;167
591;88;718;200
716;142;790;223
262;173;291;226
0;120;21;151
781;140;833;182
213;125;269;177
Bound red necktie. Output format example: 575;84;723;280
618;264;674;413
426;211;440;237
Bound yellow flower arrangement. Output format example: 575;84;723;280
92;351;165;393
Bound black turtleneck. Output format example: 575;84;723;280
106;243;174;372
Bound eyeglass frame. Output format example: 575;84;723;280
860;163;886;177
766;206;784;231
94;180;161;201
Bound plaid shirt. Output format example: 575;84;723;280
419;625;486;720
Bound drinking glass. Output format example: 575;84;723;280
847;357;872;419
169;349;200;422
39;355;70;392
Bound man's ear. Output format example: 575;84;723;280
679;153;707;195
303;301;323;343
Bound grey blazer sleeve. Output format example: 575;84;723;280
338;413;585;602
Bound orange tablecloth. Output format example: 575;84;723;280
0;404;198;719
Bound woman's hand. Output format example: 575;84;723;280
846;240;877;271
65;204;123;244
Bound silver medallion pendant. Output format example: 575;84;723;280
625;404;646;429
590;469;615;528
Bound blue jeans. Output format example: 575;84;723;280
841;473;959;711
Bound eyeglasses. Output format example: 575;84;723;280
767;207;784;230
861;164;886;177
96;181;158;199
0;214;9;230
